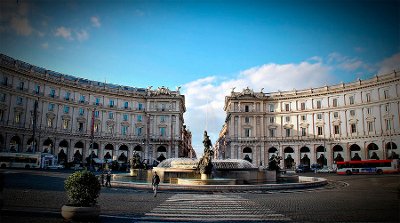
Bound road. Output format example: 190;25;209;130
0;169;399;222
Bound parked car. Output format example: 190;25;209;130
310;163;322;172
296;164;310;173
316;166;335;173
46;164;64;170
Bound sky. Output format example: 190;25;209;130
1;0;399;156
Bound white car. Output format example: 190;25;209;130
316;167;335;173
46;164;64;169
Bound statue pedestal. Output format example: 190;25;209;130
265;170;277;183
130;169;138;177
201;173;211;180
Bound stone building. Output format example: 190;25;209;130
216;71;399;169
0;54;194;166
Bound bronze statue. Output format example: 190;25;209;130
130;152;141;169
197;131;214;175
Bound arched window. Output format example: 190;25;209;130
284;147;294;153
268;147;277;153
243;147;252;153
157;146;167;152
300;147;310;153
74;141;84;148
134;145;142;152
105;144;114;150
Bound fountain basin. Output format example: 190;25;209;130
177;178;236;185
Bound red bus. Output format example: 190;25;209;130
336;159;399;175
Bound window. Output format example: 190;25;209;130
50;89;55;98
160;127;166;136
65;92;71;100
48;103;54;111
301;115;306;121
79;95;85;103
269;117;275;123
160;115;166;122
317;113;323;120
350;110;355;116
35;85;40;94
269;129;275;137
301;127;306;136
333;112;338;118
124;101;129;109
108;112;113;119
366;93;371;102
94;123;99;133
79;108;84;116
94;110;99;117
137;115;142;122
384;90;389;99
123;114;128;121
63;119;69;129
64;106;69;114
138;103;143;110
245;105;249;112
317;126;323;136
16;97;23;105
107;125;114;134
334;125;340;135
316;100;322;109
109;99;114;108
2;76;8;85
351;124;357;133
19;81;24;90
15;113;20;123
47;117;53;128
78;122;84;132
349;96;354;105
0;93;5;102
136;127;142;136
386;119;392;131
367;107;371;115
285;128;291;137
333;98;338;107
245;117;250;123
161;103;166;111
285;103;290;111
245;128;251;137
0;110;3;121
385;104;390;112
285;116;290;122
269;104;274;112
95;98;101;105
300;102;306;110
367;122;374;132
122;126;128;135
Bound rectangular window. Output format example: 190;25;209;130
124;101;129;109
94;110;99;117
245;117;250;123
15;113;20;123
386;119;392;131
350;110;355;116
367;122;374;132
269;104;274;112
269;117;275;123
136;127;142;136
63;119;69;129
245;128;251;137
35;85;40;94
269;129;275;137
285;128;291;137
285;103;290;111
384;90;389;99
138;103;143;110
94;123;99;133
48;103;54;111
385;104;390;112
79;95;85;103
78;122;84;132
0;110;3;121
349;96;354;105
123;114;128;121
107;125;114;134
301;127;306;136
137;115;142;122
317;113;323;120
160;127;166;136
95;98;100;105
160;115;166;122
109;99;114;107
16;97;23;105
79;108;84;116
316;100;322;109
245;105;249;112
161;103;166;111
3;76;8;85
0;93;5;102
19;81;24;90
351;124;357;133
64;106;69;114
65;92;70;100
122;126;128;135
333;112;338;118
47;118;53;128
333;98;338;107
50;89;55;98
366;93;371;102
317;126;323;136
300;102;306;110
367;107;371;114
108;112;113;119
301;115;306;121
334;125;340;135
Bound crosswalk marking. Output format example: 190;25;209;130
137;194;291;222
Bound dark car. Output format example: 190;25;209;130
296;164;310;173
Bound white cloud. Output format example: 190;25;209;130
91;16;101;28
55;26;73;40
10;16;33;36
182;60;331;156
327;52;364;71
41;42;49;49
378;53;400;75
76;29;89;42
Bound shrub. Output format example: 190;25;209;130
64;170;101;207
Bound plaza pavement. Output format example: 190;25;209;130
0;169;399;222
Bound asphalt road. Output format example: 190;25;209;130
0;169;399;222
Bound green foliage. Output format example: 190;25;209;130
64;170;101;207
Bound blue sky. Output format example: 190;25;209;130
1;0;399;155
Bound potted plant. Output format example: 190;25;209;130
61;170;101;221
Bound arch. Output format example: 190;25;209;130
58;149;67;164
316;146;325;153
386;142;397;150
59;140;68;148
317;153;327;166
351;152;362;161
105;144;114;150
284;154;294;169
43;138;53;146
334;153;344;162
42;138;53;153
26;137;38;152
333;145;344;163
243;147;252;153
119;144;129;151
268;147;277;153
157;146;167;152
284;147;294;153
10;135;21;152
367;143;379;151
90;142;99;150
73;150;83;163
300;146;310;153
74;141;84;148
350;144;361;151
332;145;343;152
134;145;142;152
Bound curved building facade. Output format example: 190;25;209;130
0;54;193;166
216;71;399;169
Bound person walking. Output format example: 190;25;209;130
152;171;160;197
105;170;111;187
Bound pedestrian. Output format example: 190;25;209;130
105;170;111;187
152;171;160;197
100;172;105;186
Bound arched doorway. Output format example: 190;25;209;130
350;144;362;161
268;147;278;158
43;138;53;153
104;144;114;160
10;136;21;152
367;143;380;160
73;141;84;164
333;145;344;162
118;144;129;163
58;140;69;164
386;142;399;159
300;147;310;167
26;137;38;152
243;147;252;163
284;147;294;169
316;146;327;166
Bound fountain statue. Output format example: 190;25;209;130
129;152;141;176
197;131;214;180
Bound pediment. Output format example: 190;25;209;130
283;123;294;129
